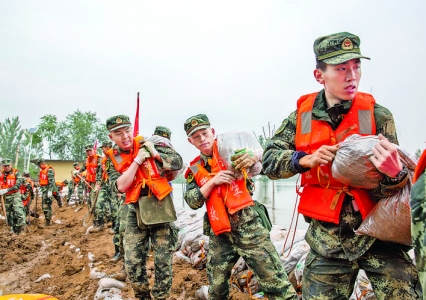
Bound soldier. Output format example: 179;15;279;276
0;159;27;234
53;180;68;208
37;158;57;227
183;114;297;300
262;32;421;298
80;145;102;208
411;149;426;294
68;162;84;205
88;140;117;233
20;171;34;219
105;115;182;300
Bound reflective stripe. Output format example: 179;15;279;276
358;110;372;134
301;111;312;134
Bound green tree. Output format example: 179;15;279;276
415;149;423;160
38;114;58;160
45;110;108;160
0;117;25;166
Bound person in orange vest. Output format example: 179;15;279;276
0;158;27;234
411;149;426;294
68;162;84;205
52;180;68;208
183;114;297;300
20;170;35;219
104;115;182;300
80;145;102;208
37;158;57;227
262;32;421;298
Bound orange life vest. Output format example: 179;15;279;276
0;169;18;195
73;167;81;184
295;92;377;224
413;149;426;184
20;178;34;206
85;154;101;183
55;181;66;191
39;165;54;186
106;136;172;204
101;156;109;182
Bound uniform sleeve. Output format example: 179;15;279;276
262;111;300;179
7;172;24;192
95;156;103;183
48;169;57;192
156;145;183;172
183;171;207;210
105;157;122;194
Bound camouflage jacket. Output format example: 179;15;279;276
106;140;183;196
262;90;408;260
1;170;24;194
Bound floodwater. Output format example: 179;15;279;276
172;180;309;231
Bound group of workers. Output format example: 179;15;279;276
1;31;426;300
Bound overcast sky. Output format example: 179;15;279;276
1;1;425;163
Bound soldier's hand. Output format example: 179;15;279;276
370;134;402;178
47;191;53;198
231;148;259;170
300;144;339;169
134;148;151;165
143;141;158;157
211;170;235;186
0;189;7;195
95;183;101;191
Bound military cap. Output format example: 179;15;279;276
106;115;132;131
154;126;172;140
23;170;31;176
101;140;113;148
84;144;94;151
73;162;79;167
37;158;45;165
1;158;12;165
314;32;370;65
63;179;69;185
184;114;210;137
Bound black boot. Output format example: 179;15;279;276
110;245;122;262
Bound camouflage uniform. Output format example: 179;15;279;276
411;150;426;297
92;158;113;228
80;152;102;208
1;166;26;233
21;176;34;217
263;89;421;299
68;172;84;204
185;154;297;300
38;160;57;225
106;116;182;300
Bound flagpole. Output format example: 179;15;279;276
133;92;140;137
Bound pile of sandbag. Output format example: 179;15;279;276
331;134;418;245
173;209;209;270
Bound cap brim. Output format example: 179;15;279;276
108;123;132;131
322;53;370;65
187;125;210;137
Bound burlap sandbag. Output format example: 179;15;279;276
331;134;384;189
354;147;417;245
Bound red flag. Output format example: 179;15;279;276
93;138;98;153
133;92;140;137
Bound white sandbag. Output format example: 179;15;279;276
195;285;209;300
282;240;310;274
349;270;375;300
98;278;125;290
173;250;191;264
216;131;263;177
331;134;384;189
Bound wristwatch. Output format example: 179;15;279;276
387;165;408;183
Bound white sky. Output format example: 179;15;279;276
0;1;425;163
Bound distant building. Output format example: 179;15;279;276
32;160;85;182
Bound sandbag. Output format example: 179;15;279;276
331;134;384;189
354;148;417;245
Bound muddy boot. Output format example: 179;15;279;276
114;264;127;281
13;226;22;234
110;245;122;262
88;221;104;233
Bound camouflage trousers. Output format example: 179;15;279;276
302;243;422;299
207;213;297;300
114;199;127;255
52;192;63;207
123;203;178;299
4;192;26;231
40;186;53;222
411;171;426;297
93;183;112;225
68;181;84;203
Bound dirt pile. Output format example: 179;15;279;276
0;201;250;299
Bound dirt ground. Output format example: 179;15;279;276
0;200;251;300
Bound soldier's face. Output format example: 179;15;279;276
2;164;11;172
109;126;133;151
85;149;94;156
188;128;215;156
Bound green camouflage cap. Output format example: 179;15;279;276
37;158;45;165
63;179;69;185
184;114;210;137
106;115;132;131
154;126;172;140
23;170;30;176
101;140;113;147
85;144;93;151
314;32;370;65
1;158;12;165
73;162;79;167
